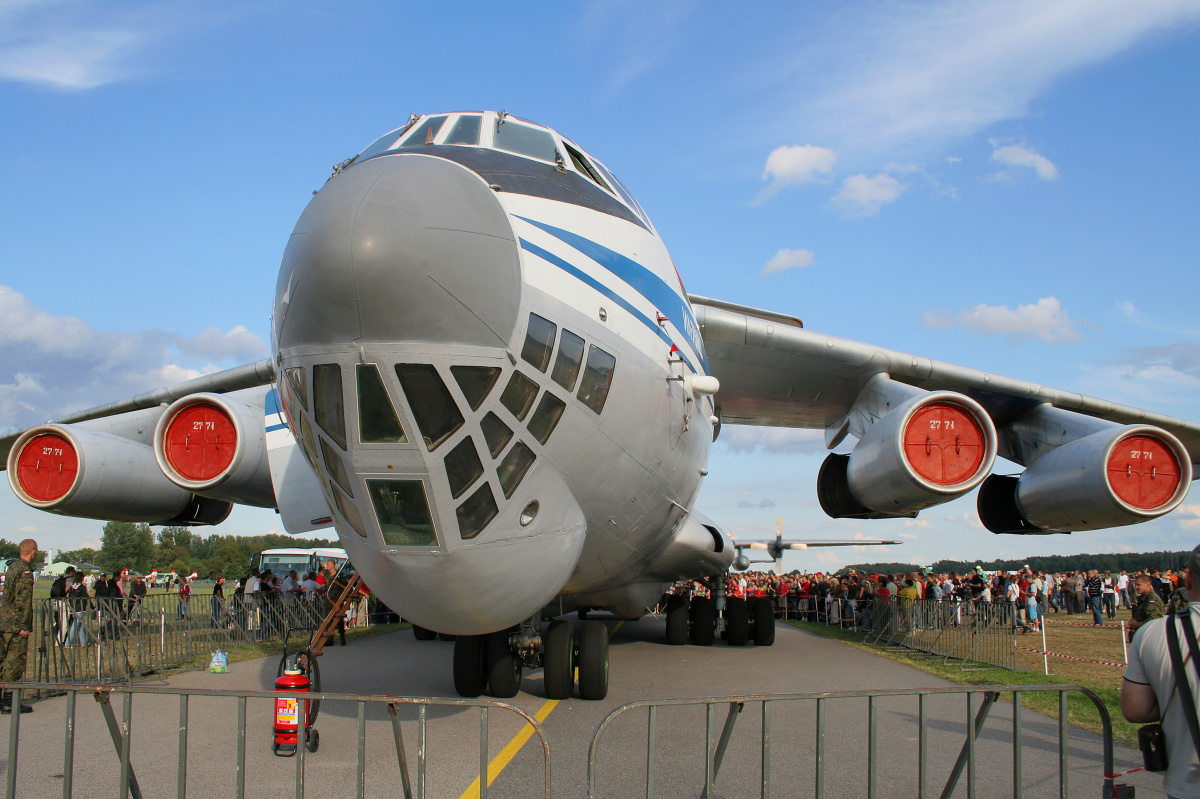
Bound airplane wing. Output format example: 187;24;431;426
0;358;276;468
735;539;901;549
0;358;332;533
692;296;1198;535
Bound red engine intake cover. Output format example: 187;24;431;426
1107;435;1181;510
16;433;78;502
903;402;986;487
162;402;237;483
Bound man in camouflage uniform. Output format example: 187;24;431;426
1126;572;1164;643
0;538;37;714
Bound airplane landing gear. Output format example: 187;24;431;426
670;573;775;648
451;615;610;701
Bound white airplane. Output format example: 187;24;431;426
3;111;1197;701
731;520;901;575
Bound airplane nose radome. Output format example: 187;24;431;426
275;155;521;351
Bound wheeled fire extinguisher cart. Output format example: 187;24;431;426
273;651;320;756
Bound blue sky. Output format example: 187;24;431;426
2;0;1199;569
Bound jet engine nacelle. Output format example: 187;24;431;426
819;390;998;518
6;424;231;524
978;424;1192;534
154;392;276;508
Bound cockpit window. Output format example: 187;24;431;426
357;364;408;444
521;314;557;372
356;128;406;161
313;364;348;450
494;120;556;162
577;346;616;414
564;142;611;191
395;364;465;451
445;114;482;146
368;479;438;547
456;483;498;540
594;161;648;222
399;115;449;147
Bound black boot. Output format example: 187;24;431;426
0;690;33;714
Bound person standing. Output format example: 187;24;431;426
1085;569;1105;625
0;539;38;714
1127;573;1165;643
178;577;192;620
1121;545;1200;799
211;576;226;628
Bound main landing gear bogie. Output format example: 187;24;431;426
451;618;609;701
669;580;776;649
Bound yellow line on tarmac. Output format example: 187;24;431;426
458;620;625;799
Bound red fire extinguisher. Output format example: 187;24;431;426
273;664;319;756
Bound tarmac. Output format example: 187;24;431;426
0;616;1169;798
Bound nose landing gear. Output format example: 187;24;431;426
451;616;610;701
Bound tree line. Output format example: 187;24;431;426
837;549;1196;577
27;522;342;580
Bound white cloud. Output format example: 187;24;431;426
575;0;702;96
832;173;903;217
903;518;932;529
945;512;985;530
1176;504;1200;530
0;284;268;432
716;427;826;454
0;1;179;89
756;144;837;203
990;142;1059;180
768;0;1200;154
922;296;1084;343
758;248;815;277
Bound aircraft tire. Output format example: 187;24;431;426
577;620;609;701
690;597;715;646
543;619;575;700
752;598;776;646
486;631;522;698
413;625;437;641
665;596;688;645
453;635;488;697
725;598;750;646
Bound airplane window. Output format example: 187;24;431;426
451;365;501;411
481;412;513;458
577;346;616;414
330;481;367;537
356;128;406;161
594;162;648;222
494;121;556;162
320;438;355;497
456;483;498;540
299;414;320;474
357;364;408;444
313;364;348;450
551;330;585;391
563;142;611;191
445;114;482;145
443;437;484;499
521;314;557;372
367;479;438;547
499;372;539;421
394;364;465;451
398;115;449;147
497;441;536;499
285;367;308;410
527;393;566;445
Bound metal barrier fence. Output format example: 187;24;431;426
587;685;1121;799
1;681;550;799
865;598;1018;670
28;594;365;687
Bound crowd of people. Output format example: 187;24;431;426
669;565;1191;635
41;557;379;648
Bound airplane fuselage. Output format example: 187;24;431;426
271;113;717;635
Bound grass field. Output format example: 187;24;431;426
789;604;1143;744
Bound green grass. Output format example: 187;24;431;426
787;620;1138;745
147;621;411;676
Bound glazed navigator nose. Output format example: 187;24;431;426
274;154;522;351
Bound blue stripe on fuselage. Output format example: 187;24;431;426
518;238;698;375
515;216;707;371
